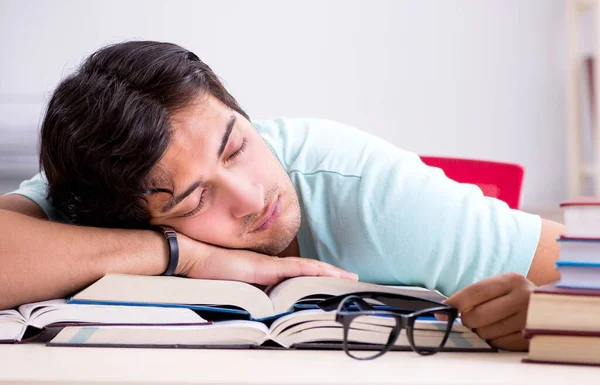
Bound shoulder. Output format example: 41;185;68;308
252;117;387;176
252;117;359;153
6;172;67;222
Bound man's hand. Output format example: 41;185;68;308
175;233;358;285
444;272;535;351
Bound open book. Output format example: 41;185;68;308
0;299;206;343
69;274;448;320
9;275;494;351
49;308;493;351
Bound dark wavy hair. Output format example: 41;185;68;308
39;41;249;228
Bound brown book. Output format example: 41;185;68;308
523;283;600;366
523;330;600;367
524;283;600;334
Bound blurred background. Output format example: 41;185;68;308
0;0;595;219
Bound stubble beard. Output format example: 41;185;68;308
250;193;301;256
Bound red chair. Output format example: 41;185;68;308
419;156;524;209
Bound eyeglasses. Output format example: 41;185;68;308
318;291;458;360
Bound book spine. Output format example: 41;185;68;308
523;328;600;339
556;261;600;267
522;358;600;367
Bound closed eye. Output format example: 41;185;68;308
227;138;247;162
182;193;205;218
180;138;247;218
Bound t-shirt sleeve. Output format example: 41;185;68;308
358;143;542;296
5;172;65;222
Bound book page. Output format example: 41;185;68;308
274;322;491;350
268;309;489;350
50;321;269;347
267;277;447;315
18;299;67;321
71;274;276;318
0;310;26;342
269;309;472;337
19;299;206;329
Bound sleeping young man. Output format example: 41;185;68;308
0;41;563;351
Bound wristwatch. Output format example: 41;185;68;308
155;225;179;276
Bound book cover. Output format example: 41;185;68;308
534;282;600;297
523;329;600;339
560;197;600;207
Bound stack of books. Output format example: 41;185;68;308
524;198;600;366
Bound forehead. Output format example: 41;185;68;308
170;93;228;140
147;93;231;189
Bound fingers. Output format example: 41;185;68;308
444;273;535;352
250;256;358;285
459;285;529;328
272;257;320;281
275;257;358;281
474;312;527;341
196;246;359;285
444;273;517;312
486;331;529;352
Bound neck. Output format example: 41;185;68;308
278;237;300;258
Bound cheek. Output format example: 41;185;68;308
249;146;285;182
172;211;237;244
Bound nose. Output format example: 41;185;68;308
220;175;265;219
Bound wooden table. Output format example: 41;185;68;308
0;344;596;385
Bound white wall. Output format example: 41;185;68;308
0;0;567;207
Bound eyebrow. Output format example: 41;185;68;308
217;115;236;158
159;114;237;213
160;181;202;213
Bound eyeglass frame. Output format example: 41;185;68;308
318;291;459;360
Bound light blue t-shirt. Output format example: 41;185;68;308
9;118;541;296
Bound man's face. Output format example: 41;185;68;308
144;93;301;255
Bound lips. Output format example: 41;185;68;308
251;196;282;232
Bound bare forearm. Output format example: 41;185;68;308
0;209;169;310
